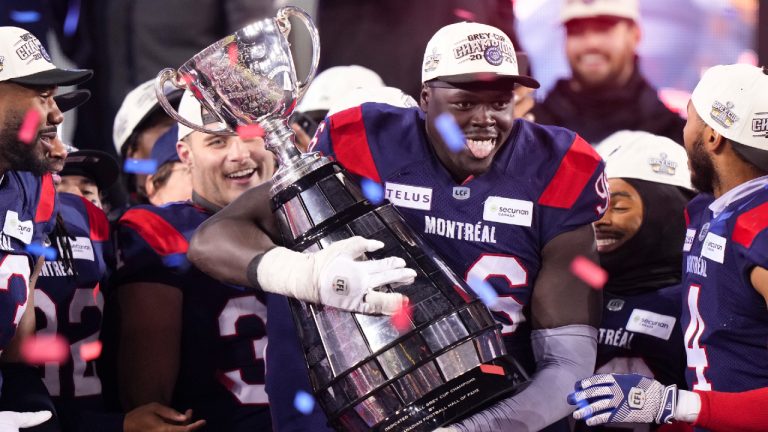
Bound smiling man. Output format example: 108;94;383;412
531;0;685;145
189;21;608;432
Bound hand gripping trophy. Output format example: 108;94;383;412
156;7;527;431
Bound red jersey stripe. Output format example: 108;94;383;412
684;207;690;227
119;209;188;256
538;135;601;209
80;197;109;242
732;201;768;249
329;106;381;183
34;173;56;223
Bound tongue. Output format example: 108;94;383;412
466;140;494;159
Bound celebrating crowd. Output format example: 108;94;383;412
0;0;766;431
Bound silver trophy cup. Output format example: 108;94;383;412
156;7;527;431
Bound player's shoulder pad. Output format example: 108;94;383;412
515;122;603;209
9;171;57;223
733;191;768;249
118;204;190;256
685;194;714;227
59;193;110;242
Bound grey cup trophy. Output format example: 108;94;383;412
156;7;527;431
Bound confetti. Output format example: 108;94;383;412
63;0;81;36
480;364;505;376
453;8;476;21
391;304;412;332
569;256;608;290
21;334;69;365
467;276;498;308
162;253;190;271
237;124;265;140
92;283;100;302
26;242;58;261
361;178;384;205
435;113;465;153
228;44;239;65
18;109;41;144
123;158;158;175
79;341;102;361
294;390;315;415
10;10;41;23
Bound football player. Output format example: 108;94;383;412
188;22;608;432
0;25;91;432
569;64;768;432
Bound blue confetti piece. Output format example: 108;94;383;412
63;0;82;36
10;10;41;23
361;178;384;205
162;253;189;271
123;158;158;175
467;276;498;308
435;113;465;153
26;242;58;261
294;390;315;415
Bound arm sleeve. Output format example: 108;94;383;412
694;388;768;432
452;325;598;432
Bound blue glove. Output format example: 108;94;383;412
567;374;677;426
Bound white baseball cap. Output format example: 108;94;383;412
422;22;539;89
113;78;183;154
691;64;768;152
296;65;385;113
327;86;418;116
596;130;693;190
560;0;640;24
0;26;92;86
177;90;226;140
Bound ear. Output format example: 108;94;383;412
629;20;641;45
706;127;727;154
419;84;430;111
144;174;156;199
177;139;192;166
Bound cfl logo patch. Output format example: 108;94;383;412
628;387;646;409
334;277;349;296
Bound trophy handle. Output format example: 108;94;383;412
276;6;321;101
155;68;234;136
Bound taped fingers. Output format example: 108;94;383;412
363;290;407;315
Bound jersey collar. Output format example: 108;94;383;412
708;174;768;217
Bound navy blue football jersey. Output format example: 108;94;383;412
681;183;768;393
0;171;57;353
115;202;271;431
34;192;112;430
595;287;686;388
313;104;607;372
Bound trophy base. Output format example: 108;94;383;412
338;356;528;432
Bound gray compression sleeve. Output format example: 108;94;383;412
451;324;598;432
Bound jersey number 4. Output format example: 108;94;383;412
684;284;712;391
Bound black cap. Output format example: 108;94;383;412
53;89;91;113
60;150;119;192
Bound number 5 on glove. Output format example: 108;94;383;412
567;373;677;426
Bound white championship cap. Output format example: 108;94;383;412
177;90;226;141
421;22;539;88
691;64;768;152
296;65;385;113
0;26;92;86
560;0;640;24
113;78;183;154
596;130;693;190
327;86;418;117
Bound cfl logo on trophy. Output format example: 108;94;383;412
753;113;768;138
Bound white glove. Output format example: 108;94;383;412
0;411;52;431
256;236;416;315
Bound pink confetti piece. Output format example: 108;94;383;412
453;8;476;20
92;283;100;302
21;334;69;365
79;340;102;361
480;364;505;376
569;256;608;290
228;44;239;65
391;304;412;332
237;124;265;140
18;109;41;144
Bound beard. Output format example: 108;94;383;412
688;136;717;194
0;113;48;175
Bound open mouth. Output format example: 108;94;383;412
225;167;257;182
465;137;497;159
595;232;623;252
